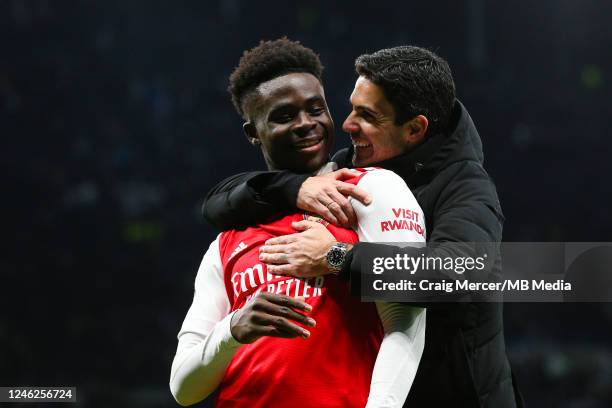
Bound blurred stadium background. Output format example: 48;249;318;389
2;0;611;406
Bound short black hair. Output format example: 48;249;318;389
355;46;456;135
228;37;323;118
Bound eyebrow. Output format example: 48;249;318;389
270;96;325;111
353;104;380;117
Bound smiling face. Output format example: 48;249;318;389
244;73;334;173
342;76;425;167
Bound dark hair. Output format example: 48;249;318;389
355;46;456;135
228;37;324;118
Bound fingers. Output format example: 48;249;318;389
260;324;310;339
259;244;291;254
326;189;356;227
307;192;345;225
253;293;314;338
259;244;290;264
291;220;322;231
233;292;315;343
329;168;361;181
259;252;289;265
254;297;316;328
260;292;312;312
297;172;364;225
335;182;372;205
267;264;299;276
261;292;311;312
322;198;349;226
249;312;308;339
310;202;340;225
265;234;299;246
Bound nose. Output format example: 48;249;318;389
294;111;316;136
342;112;359;134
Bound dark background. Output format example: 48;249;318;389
2;0;611;407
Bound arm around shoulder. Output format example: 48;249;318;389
202;171;309;230
346;164;503;304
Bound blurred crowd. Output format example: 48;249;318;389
2;0;611;406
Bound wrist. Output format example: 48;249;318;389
337;246;353;280
290;174;312;209
227;309;244;345
229;310;244;344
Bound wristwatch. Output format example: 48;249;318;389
326;242;349;274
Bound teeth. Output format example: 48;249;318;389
352;142;371;148
297;139;322;148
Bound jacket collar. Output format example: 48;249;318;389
372;130;448;187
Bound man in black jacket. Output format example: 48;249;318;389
203;46;522;407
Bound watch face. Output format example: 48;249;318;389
328;246;345;267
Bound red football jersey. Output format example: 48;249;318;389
214;213;383;408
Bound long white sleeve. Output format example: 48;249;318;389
169;235;243;406
351;169;427;408
368;303;426;407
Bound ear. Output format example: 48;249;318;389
243;122;261;146
402;115;429;144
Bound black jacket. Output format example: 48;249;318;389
202;101;522;407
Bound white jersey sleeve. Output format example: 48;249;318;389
351;168;426;244
351;169;427;408
169;235;242;406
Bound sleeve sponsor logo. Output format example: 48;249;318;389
380;208;425;237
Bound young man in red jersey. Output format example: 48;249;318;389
170;38;426;408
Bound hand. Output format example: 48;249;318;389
259;220;338;278
297;168;372;227
230;292;315;344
